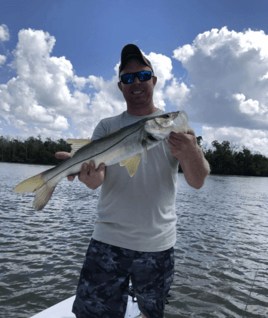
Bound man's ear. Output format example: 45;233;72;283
118;81;123;92
153;76;157;87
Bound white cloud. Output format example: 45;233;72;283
132;50;190;111
2;26;268;158
233;93;260;115
0;55;7;66
173;26;268;157
0;24;9;42
73;75;89;90
173;26;268;130
164;78;190;108
0;29;88;139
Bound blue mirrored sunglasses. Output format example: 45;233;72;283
120;71;154;84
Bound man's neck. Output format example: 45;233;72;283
126;105;159;116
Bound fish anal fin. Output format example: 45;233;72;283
120;154;141;177
34;183;56;210
67;139;92;157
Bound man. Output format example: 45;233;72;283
56;44;210;318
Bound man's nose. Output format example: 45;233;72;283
133;75;141;84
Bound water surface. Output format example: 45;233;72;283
0;163;267;317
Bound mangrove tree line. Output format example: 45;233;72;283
0;135;268;176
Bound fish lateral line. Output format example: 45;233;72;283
38;123;147;184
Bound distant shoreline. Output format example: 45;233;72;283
1;161;267;177
1;136;268;177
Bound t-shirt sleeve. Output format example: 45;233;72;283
91;119;108;140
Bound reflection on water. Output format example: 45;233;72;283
0;163;268;318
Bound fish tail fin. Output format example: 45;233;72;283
14;172;46;194
14;171;58;210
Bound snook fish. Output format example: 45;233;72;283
14;110;188;210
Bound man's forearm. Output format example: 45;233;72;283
179;146;210;189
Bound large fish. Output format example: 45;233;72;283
14;110;188;210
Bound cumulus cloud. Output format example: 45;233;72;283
0;55;7;66
173;26;268;129
173;26;268;156
0;28;179;140
0;24;9;42
0;28;88;139
0;25;9;67
136;51;190;110
2;26;268;157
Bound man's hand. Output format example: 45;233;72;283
167;130;210;189
55;151;106;189
78;161;106;189
167;129;198;160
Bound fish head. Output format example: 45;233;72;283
144;110;188;141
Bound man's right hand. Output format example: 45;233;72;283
55;152;106;189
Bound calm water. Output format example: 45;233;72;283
0;162;268;318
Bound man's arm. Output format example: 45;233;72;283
168;130;210;189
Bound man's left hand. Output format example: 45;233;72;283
167;129;198;160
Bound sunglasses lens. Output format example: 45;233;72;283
121;73;134;84
138;71;151;81
121;71;152;84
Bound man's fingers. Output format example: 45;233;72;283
55;151;71;159
82;163;89;171
67;175;75;181
78;163;89;181
97;163;106;177
186;129;195;136
67;161;106;185
67;172;79;181
170;131;184;139
89;160;95;170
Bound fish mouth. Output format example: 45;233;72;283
146;133;158;141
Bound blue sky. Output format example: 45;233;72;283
1;0;268;156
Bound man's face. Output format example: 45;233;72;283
118;59;157;108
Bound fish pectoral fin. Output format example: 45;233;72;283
120;153;142;177
67;139;92;157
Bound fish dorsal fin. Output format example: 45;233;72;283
67;139;92;156
120;153;142;177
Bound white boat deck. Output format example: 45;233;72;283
30;283;141;318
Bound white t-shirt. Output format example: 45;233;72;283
91;109;190;252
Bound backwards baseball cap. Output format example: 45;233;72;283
119;44;154;77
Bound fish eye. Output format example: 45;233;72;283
163;114;170;119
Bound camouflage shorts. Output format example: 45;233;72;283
72;238;174;318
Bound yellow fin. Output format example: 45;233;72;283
33;183;56;210
14;172;45;194
120;154;141;177
67;139;91;156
